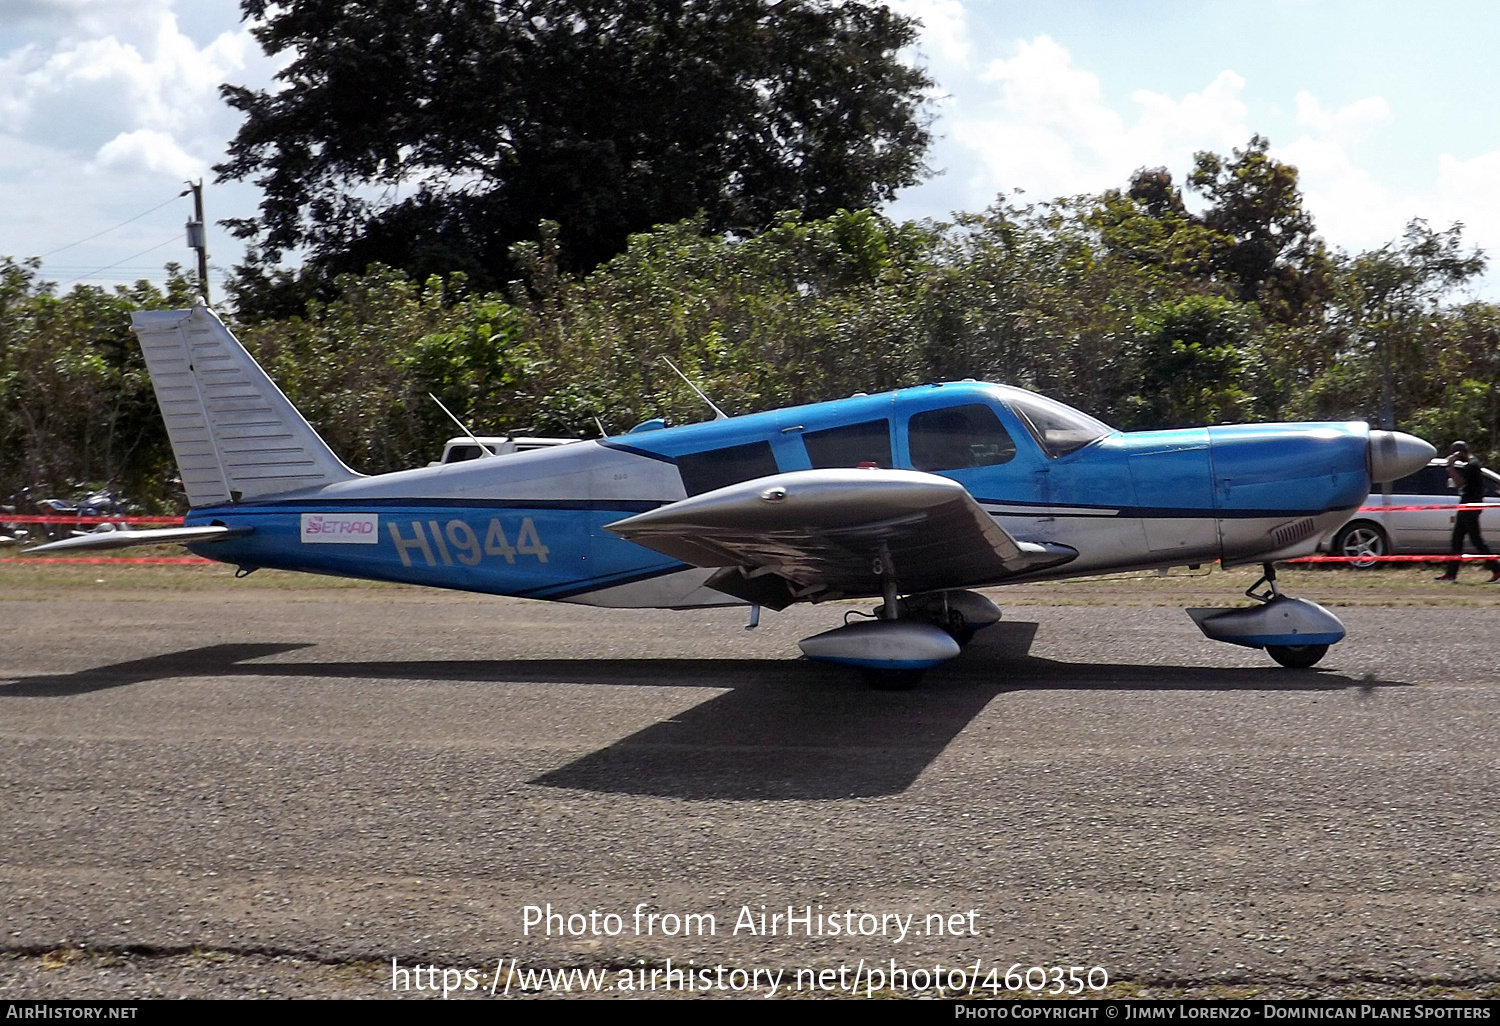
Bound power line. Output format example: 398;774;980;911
35;193;184;259
54;235;183;287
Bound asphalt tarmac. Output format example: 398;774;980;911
2;572;1498;999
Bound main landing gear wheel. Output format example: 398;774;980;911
1332;521;1388;569
860;668;926;690
945;610;975;647
1266;643;1329;669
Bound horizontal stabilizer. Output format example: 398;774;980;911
24;525;252;555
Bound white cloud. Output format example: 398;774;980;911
1273;93;1500;267
929;33;1499;287
885;0;971;67
0;1;276;288
0;12;249;152
1434;150;1500;259
1273;134;1410;252
94;127;202;178
1294;91;1390;138
951;36;1249;202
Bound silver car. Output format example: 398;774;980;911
1317;458;1500;567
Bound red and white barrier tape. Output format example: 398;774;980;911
0;514;184;525
1287;554;1498;564
0;556;212;564
1356;503;1498;512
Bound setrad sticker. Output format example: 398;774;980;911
300;512;380;544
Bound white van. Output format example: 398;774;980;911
431;436;580;466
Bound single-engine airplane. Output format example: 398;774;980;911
32;303;1435;685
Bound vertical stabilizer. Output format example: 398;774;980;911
131;304;360;506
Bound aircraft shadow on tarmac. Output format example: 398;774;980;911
2;624;1410;801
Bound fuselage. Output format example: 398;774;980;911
185;382;1374;607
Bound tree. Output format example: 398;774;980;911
1092;167;1229;279
1126;295;1257;428
217;0;934;306
1187;134;1330;322
1307;219;1487;429
0;259;199;505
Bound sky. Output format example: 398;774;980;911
2;0;1499;298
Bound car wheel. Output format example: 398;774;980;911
1266;644;1330;669
1332;521;1388;569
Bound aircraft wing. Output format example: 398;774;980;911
605;469;1075;609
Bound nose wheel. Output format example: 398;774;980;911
1265;643;1330;668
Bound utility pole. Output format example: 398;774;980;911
183;179;209;303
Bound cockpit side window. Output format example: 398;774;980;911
1004;393;1111;458
803;419;893;469
907;404;1017;471
676;440;779;495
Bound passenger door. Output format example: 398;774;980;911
892;396;1052;540
1386;465;1458;550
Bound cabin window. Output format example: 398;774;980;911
676;440;780;495
802;419;893;469
443;444;488;463
1389;465;1498;496
1005;393;1110;458
907;404;1017;471
1390;466;1452;495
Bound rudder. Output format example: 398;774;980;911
132;303;360;506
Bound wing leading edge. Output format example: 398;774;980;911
605;468;1075;609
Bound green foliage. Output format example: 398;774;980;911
1125;295;1257;429
0;259;196;507
233;267;544;474
1289;219;1487;431
508;210;939;433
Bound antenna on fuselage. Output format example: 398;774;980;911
661;356;728;421
593;416;608;439
429;393;499;458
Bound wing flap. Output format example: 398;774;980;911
607;469;1074;602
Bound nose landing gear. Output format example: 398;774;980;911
1186;562;1346;668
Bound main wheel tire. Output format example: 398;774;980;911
860;668;926;690
1332;521;1388;569
936;609;976;647
1266;643;1330;669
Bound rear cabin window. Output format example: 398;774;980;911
907;404;1017;472
802;419;893;469
676;440;779;496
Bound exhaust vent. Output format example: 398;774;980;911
1271;517;1316;548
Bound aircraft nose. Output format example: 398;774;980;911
1368;430;1436;482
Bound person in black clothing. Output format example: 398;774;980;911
1435;441;1500;582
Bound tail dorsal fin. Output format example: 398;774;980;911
131;303;360;506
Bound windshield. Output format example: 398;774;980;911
1004;392;1112;458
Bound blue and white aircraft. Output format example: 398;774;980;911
34;303;1435;685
